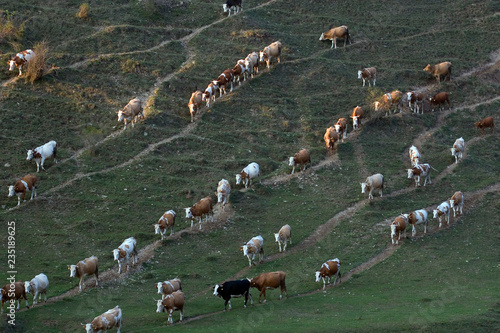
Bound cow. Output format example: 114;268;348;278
428;92;451;111
433;201;451;228
8;174;37;206
475;116;495;134
213;68;234;97
315;258;341;290
112;237;138;274
155;210;176;240
319;25;351;49
213;279;253;311
360;173;384;199
357;67;376;87
185;196;213;229
156;278;182;300
223;0;242;16
232;59;248;85
391;215;407;245
350;106;364;131
374;90;403;116
259;41;282;69
240;235;264;267
324;126;339;151
450;137;465;164
217;179;231;209
0;281;29;313
449;191;464;217
250;271;288;303
7;49;35;76
235;162;261;188
409;145;421;167
274;224;292;252
407;163;433;187
202;82;217;107
156;290;185;325
67;256;99;292
83;305;122;333
424;61;452;83
403;209;428;237
406;91;424;114
24;273;49;306
116;98;144;130
289;149;310;174
244;52;259;78
188;90;203;122
334;117;348;142
26;140;57;173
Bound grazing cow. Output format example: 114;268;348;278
407;163;433;187
428;92;451;111
289;149;311;174
217;179;231;209
315;258;341;290
450;137;465;164
202;82;217;107
0;281;29;313
403;209;428;237
424;61;452;83
26;140;57;172
213;68;234;96
374;90;403;116
319;25;351;49
250;271;288;303
259;41;282;69
24;273;49;306
351;106;364;130
240;235;264;267
232;59;248;85
409;145;421;167
112;237;138;274
235;162;261;188
213;279;253;311
274;224;292;252
244;52;259;78
83;305;122;333
357;67;376;87
449;191;464;217
67;256;99;292
8;174;37;206
185;196;213;229
406;91;424;114
155;210;176;239
7;49;35;76
475;116;494;134
188;90;203;122
360;173;384;199
156;290;185;325
116;98;144;130
433;201;451;227
334;117;348;142
324;126;339;150
223;0;242;16
391;215;407;245
156;278;182;300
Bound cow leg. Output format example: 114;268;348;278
168;310;173;324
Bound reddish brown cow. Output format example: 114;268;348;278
391;215;407;245
1;281;29;313
155;210;176;239
68;256;99;292
424;61;452;83
250;271;288;303
475;116;494;134
156;290;185;324
428;92;451;111
156;278;182;300
324;126;339;150
188;91;203;122
213;68;234;97
185;196;213;230
406;91;424;114
357;67;376;87
7;174;37;206
374;90;403;116
351;106;364;130
232;59;247;85
334;118;348;142
289;149;311;174
315;259;341;290
319;25;351;49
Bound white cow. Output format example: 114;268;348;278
433;201;451;228
408;145;420;167
112;237;138;274
407;163;433;187
217;179;231;208
240;235;264;267
26;140;57;172
450;137;465;164
360;173;384;199
235;162;261;188
8;49;35;76
24;273;49;306
274;224;292;252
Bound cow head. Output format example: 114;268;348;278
373;101;381;111
112;249;120;261
222;4;229;12
156;282;164;294
154;224;162;235
156;299;165;313
288;157;296;167
7;186;15;197
7;60;16;71
184;207;193;219
357;70;363;79
82;323;93;333
315;271;321;282
360;182;369;194
432;209;440;219
319;32;325;41
235;174;242;185
217;191;225;204
274;233;281;243
449;199;456;208
24;281;32;294
259;51;266;63
407;169;415;179
26;149;34;161
423;64;432;73
116;110;125;122
240;244;249;256
213;284;221;296
68;265;77;277
450;147;457;156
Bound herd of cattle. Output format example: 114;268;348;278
3;2;497;331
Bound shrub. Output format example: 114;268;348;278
76;3;90;19
24;41;48;84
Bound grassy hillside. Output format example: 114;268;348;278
1;0;499;332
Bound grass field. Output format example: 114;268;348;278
1;0;499;332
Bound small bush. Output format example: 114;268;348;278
24;41;48;84
0;10;24;44
76;3;90;19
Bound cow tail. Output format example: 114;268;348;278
346;27;352;44
53;144;58;160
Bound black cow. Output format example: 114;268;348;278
213;279;253;311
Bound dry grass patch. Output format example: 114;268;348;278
24;41;49;84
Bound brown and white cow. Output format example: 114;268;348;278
185;196;213;229
7;49;35;76
357;67;376;87
235;162;261;188
407;163;433;187
334;117;348;142
475;116;494;134
213;68;234;97
202;82;217;107
450;137;465;164
424;61;452;83
374;90;403;116
408;145;421;167
403;209;428;237
250;271;288;303
244;52;259;78
259;41;282;69
433;201;451;228
68;256;99;292
116;98;144;130
156;278;182;300
83;306;122;333
217;179;231;209
428;92;451;111
324;126;339;151
188;90;203;122
360;173;384;199
240;235;264;267
232;59;248;85
406;91;424;114
112;237;138;274
289;149;311;174
274;224;291;252
319;25;351;49
8;174;37;206
351;106;364;130
155;210;176;239
449;191;464;217
1;281;29;313
391;215;407;245
27;140;57;172
156;290;185;325
315;258;341;290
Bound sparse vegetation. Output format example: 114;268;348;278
76;3;90;19
24;41;48;83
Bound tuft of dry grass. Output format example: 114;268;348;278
24;41;49;84
0;10;24;44
76;3;90;19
